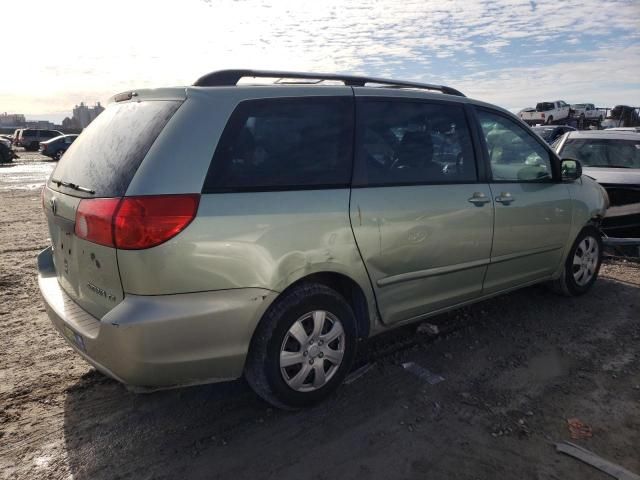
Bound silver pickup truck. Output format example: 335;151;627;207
571;103;603;127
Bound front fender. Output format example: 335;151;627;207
556;175;607;276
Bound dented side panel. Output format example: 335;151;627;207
117;190;376;307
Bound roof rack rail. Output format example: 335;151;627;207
193;69;465;97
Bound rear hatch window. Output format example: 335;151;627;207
49;100;182;198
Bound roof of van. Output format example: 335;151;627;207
109;69;467;104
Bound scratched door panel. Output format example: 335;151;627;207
483;182;571;294
350;184;493;325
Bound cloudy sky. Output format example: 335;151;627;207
3;0;639;122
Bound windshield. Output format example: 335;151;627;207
536;102;554;112
559;138;640;168
49;100;181;197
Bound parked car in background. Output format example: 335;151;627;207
0;134;13;145
556;130;640;238
13;128;25;145
571;103;603;128
606;127;640;133
601;105;640;129
518;107;535;116
532;125;576;144
40;134;78;160
521;101;571;126
0;137;15;163
38;69;607;409
18;129;63;151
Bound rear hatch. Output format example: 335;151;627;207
43;95;184;319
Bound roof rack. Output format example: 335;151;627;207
193;69;465;97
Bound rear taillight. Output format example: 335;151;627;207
75;195;200;250
75;198;121;247
114;195;200;249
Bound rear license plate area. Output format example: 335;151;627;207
63;324;86;352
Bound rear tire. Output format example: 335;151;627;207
245;283;357;409
550;227;602;296
54;149;64;161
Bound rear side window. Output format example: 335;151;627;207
353;99;477;186
50;100;181;197
203;97;353;192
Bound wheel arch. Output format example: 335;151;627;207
554;176;607;280
256;271;373;342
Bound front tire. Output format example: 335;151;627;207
551;227;602;296
245;283;357;409
0;149;11;163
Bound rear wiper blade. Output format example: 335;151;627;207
51;178;95;194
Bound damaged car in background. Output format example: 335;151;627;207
556;130;640;247
601;105;640;129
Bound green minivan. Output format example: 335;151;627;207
38;70;607;408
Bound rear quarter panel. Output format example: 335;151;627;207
116;190;380;329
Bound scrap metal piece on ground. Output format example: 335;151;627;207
567;417;593;439
417;322;439;335
556;441;640;480
402;362;445;385
344;363;374;385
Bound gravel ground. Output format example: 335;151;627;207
1;151;639;480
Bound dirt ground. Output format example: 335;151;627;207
1;151;639;480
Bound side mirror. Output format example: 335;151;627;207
561;158;582;181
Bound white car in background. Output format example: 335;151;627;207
555;130;640;239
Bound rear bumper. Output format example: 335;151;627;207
37;247;277;389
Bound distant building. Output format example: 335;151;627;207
72;102;104;128
0;112;26;128
25;120;56;129
62;117;77;130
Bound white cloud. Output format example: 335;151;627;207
453;45;640;110
1;0;639;114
